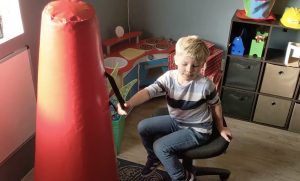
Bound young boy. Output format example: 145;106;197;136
117;35;232;181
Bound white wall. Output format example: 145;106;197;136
130;0;300;49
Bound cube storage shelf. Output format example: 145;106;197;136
221;10;300;133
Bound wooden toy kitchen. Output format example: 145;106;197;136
102;31;175;100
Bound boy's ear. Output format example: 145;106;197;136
200;62;206;68
174;54;179;66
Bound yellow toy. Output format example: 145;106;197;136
280;7;300;29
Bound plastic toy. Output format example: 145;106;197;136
284;42;300;67
243;0;275;19
280;7;300;29
231;36;245;56
249;31;268;58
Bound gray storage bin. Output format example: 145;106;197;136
260;63;299;98
253;95;291;127
224;57;261;91
221;88;255;120
288;103;300;133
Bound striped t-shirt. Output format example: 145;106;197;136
145;70;219;134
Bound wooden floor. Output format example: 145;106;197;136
22;97;300;181
118;97;300;181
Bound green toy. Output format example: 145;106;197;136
249;31;268;58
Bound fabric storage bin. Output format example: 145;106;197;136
221;88;255;120
253;95;291;127
112;115;126;154
260;63;299;98
224;57;261;91
288;103;300;133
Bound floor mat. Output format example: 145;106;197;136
117;158;171;181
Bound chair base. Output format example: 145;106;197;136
193;166;230;181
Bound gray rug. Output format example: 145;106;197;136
117;158;171;181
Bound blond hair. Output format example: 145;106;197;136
175;35;209;64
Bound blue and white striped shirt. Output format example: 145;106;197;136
145;70;219;134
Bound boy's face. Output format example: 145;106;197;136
175;54;203;81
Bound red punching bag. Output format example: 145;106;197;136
35;0;118;180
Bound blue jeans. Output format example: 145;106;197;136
137;115;210;181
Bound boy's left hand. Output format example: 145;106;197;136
117;102;130;116
220;127;232;142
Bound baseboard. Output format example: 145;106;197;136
0;135;35;181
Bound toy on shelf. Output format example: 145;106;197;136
243;0;275;19
280;7;300;30
284;42;300;67
249;31;268;58
231;36;245;56
230;28;247;56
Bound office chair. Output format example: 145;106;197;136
152;107;231;181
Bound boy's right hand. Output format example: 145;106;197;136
117;102;130;115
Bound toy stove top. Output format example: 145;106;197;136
139;38;170;51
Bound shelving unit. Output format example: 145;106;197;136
221;10;300;133
102;31;142;55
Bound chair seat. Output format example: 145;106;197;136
153;107;229;159
182;136;229;159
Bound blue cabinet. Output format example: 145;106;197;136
122;55;169;100
139;58;168;89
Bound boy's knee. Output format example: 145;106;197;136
153;139;168;155
153;140;161;154
137;119;148;134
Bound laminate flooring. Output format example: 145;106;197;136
117;97;300;181
22;97;300;181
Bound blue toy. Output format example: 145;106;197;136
231;36;245;56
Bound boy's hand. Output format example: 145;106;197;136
117;102;130;115
220;127;232;142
